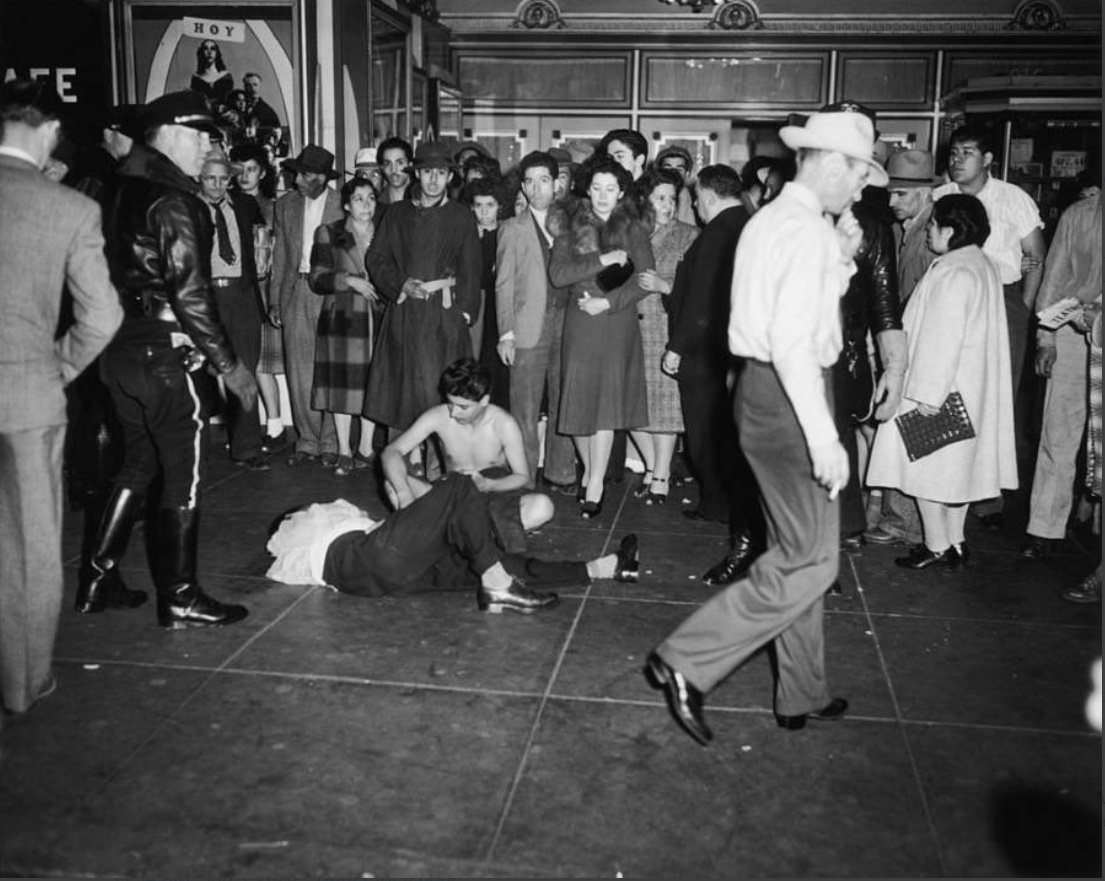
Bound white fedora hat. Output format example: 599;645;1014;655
780;111;889;187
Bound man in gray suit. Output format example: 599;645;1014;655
271;145;343;466
495;151;576;491
0;80;122;713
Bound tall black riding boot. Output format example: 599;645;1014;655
154;506;248;629
75;486;148;613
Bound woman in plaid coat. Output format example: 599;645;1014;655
309;178;380;475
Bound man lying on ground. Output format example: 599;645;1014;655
266;473;638;614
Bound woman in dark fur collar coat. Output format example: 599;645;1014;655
547;157;655;518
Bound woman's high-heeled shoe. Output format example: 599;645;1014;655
580;492;604;519
632;470;654;499
644;476;669;506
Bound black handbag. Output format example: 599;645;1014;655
895;391;976;462
595;258;635;293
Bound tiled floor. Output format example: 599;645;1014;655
2;440;1101;878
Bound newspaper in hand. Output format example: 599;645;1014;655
1037;296;1084;331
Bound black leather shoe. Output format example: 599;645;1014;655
1019;537;1053;559
894;545;956;570
645;653;712;745
477;579;560;614
826;580;843;596
950;542;970;567
776;697;849;730
614;533;639;582
701;533;759;585
158;583;249;629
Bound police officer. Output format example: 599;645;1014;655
79;91;258;628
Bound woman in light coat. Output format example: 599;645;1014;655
866;193;1016;569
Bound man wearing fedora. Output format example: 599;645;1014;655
198;146;268;470
865;149;941;547
83;90;257;629
271;144;343;466
645;106;885;744
365;141;481;445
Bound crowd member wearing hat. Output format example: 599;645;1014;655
231;143;287;452
453;139;489;169
0;79;121;711
198;146;269;470
352;146;384;195
654;144;698;227
377;136;413;205
81;90;257;629
365;141;481;447
811;103;903;555
72;104;137;205
646;106;883;745
864;149;940;548
271;144;343;466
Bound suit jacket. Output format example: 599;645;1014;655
271;186;343;312
495;208;558;349
0;152;122;432
667;203;749;371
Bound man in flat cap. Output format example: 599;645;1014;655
365;141;481;456
80;90;258;629
865;148;940;548
0;79;122;712
646;106;885;744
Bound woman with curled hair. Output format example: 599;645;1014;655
866;193;1017;569
547;155;655;518
309;178;381;476
629;168;698;504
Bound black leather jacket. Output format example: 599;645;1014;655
104;144;238;374
834;196;902;419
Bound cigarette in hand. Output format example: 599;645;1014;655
829;482;844;501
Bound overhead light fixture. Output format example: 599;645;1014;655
658;0;720;11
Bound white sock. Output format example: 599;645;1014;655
267;418;283;436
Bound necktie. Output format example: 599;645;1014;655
213;201;236;265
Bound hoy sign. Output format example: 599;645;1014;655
183;17;246;43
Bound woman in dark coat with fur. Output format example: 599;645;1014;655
547;157;654;518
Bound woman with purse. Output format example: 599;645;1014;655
547;156;654;518
630;168;699;505
309;178;380;476
866;193;1016;569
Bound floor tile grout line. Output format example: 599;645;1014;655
65;586;322;812
849;553;950;877
51;655;1103;740
481;486;630;866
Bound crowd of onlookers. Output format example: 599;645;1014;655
48;103;1104;604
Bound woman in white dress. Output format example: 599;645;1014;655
866;193;1017;569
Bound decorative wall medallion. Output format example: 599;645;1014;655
512;0;566;30
1006;0;1066;31
708;0;764;30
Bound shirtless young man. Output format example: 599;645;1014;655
381;358;554;548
